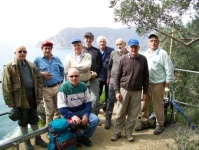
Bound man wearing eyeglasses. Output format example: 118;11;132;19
135;34;174;135
57;68;99;147
64;38;92;86
34;41;64;126
2;45;47;149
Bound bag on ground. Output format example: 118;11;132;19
47;118;76;150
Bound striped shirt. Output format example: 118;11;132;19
57;81;92;119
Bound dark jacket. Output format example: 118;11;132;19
83;46;102;77
98;46;114;82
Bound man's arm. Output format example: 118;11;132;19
57;91;75;119
142;57;149;95
74;54;91;71
2;65;14;107
164;53;174;85
107;52;113;85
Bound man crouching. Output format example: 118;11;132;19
57;68;99;147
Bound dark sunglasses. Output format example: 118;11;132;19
18;50;27;54
69;75;79;78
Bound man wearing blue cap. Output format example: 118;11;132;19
111;39;149;142
64;38;92;86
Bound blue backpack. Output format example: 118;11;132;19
47;118;76;150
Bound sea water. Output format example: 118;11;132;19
0;41;71;144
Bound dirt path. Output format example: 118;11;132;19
16;110;181;150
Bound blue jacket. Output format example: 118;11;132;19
98;46;114;82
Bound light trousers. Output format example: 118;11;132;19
114;88;141;136
43;84;60;125
140;83;165;126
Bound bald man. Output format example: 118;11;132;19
105;38;128;129
57;68;99;147
2;45;47;150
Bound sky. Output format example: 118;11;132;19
0;0;126;43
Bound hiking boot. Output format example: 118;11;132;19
76;140;82;147
35;136;47;148
135;122;149;131
25;140;34;150
81;137;92;147
104;120;111;129
126;135;135;142
111;134;121;141
153;126;164;135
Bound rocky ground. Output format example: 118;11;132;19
14;107;198;150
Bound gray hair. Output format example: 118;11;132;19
96;36;107;44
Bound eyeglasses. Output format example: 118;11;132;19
18;50;27;54
69;75;79;78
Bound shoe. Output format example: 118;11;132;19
76;140;82;147
135;122;149;131
35;136;47;148
153;126;164;135
104;120;111;129
81;137;92;147
25;140;34;150
126;135;135;142
111;134;121;141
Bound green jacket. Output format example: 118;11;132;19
2;58;43;108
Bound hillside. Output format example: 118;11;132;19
37;27;148;51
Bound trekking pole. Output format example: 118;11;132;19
0;112;10;116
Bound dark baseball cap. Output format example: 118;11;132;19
84;32;94;37
148;34;158;39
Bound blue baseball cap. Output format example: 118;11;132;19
71;38;82;44
128;39;139;46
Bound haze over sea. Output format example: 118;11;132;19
0;41;71;144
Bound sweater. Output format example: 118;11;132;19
114;54;149;94
57;81;92;119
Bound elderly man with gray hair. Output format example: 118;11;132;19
96;36;114;117
2;45;47;150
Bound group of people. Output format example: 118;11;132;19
2;32;174;149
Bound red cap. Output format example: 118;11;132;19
41;40;53;48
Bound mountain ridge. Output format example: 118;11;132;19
37;27;148;50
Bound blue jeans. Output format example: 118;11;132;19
73;111;99;138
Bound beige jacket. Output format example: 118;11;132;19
2;58;43;108
64;52;91;85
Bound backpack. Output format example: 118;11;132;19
47;118;76;150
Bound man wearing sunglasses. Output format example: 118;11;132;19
57;68;99;147
2;45;47;149
34;41;64;126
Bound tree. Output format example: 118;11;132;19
160;17;199;103
109;0;199;46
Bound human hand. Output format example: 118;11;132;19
116;93;122;102
90;71;97;79
82;115;88;126
106;78;110;86
71;116;81;125
41;71;52;80
36;99;42;106
164;82;170;88
142;94;147;101
8;104;14;108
